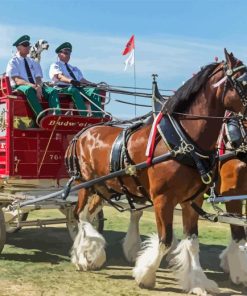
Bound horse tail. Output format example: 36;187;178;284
65;125;91;180
65;137;81;180
65;123;105;180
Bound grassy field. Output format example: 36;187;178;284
0;206;246;296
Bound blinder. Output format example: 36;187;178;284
224;63;247;112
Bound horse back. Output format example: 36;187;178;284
72;124;152;180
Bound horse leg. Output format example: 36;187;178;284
122;210;143;263
71;188;106;271
171;199;219;295
133;195;173;289
219;200;247;286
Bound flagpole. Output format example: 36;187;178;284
122;35;136;116
133;49;137;117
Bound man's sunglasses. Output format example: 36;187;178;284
60;50;71;55
20;42;31;47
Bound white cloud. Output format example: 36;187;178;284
1;23;246;81
1;23;246;118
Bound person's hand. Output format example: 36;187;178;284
70;79;81;87
35;84;42;100
90;82;97;87
97;81;109;88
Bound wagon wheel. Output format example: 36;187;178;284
5;213;29;234
66;207;104;241
0;208;6;254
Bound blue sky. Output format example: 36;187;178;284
1;0;247;118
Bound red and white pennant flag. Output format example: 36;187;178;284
122;35;135;71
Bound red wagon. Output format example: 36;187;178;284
0;76;109;252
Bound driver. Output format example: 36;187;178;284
49;42;102;117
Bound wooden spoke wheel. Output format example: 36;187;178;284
5;213;29;234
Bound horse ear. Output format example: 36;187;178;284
224;48;234;68
224;48;229;61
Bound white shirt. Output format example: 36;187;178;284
6;52;43;86
49;60;84;85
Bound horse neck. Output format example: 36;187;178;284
178;70;225;151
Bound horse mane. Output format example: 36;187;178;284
164;63;219;114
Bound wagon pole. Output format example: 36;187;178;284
18;150;176;208
18;149;239;208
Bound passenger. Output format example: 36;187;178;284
6;35;62;122
49;42;102;117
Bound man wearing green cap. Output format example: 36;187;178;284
6;35;62;123
49;42;102;117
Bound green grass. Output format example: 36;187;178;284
0;206;243;296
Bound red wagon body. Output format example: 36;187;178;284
0;76;109;181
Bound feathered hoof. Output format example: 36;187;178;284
137;280;155;290
122;241;141;263
231;273;247;286
219;248;229;273
133;268;156;289
189;287;208;296
72;248;106;271
188;281;220;296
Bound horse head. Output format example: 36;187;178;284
163;50;247;119
219;49;247;116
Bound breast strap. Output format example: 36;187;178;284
157;114;216;184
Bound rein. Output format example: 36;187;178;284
96;82;174;93
157;111;243;120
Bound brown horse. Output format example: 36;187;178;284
216;120;247;286
66;50;247;295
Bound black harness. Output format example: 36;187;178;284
225;114;247;162
224;65;247;108
157;114;216;184
64;59;247;212
108;120;153;210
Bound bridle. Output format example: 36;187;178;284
224;63;247;108
211;61;247;116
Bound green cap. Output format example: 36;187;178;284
13;35;30;46
55;42;72;54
